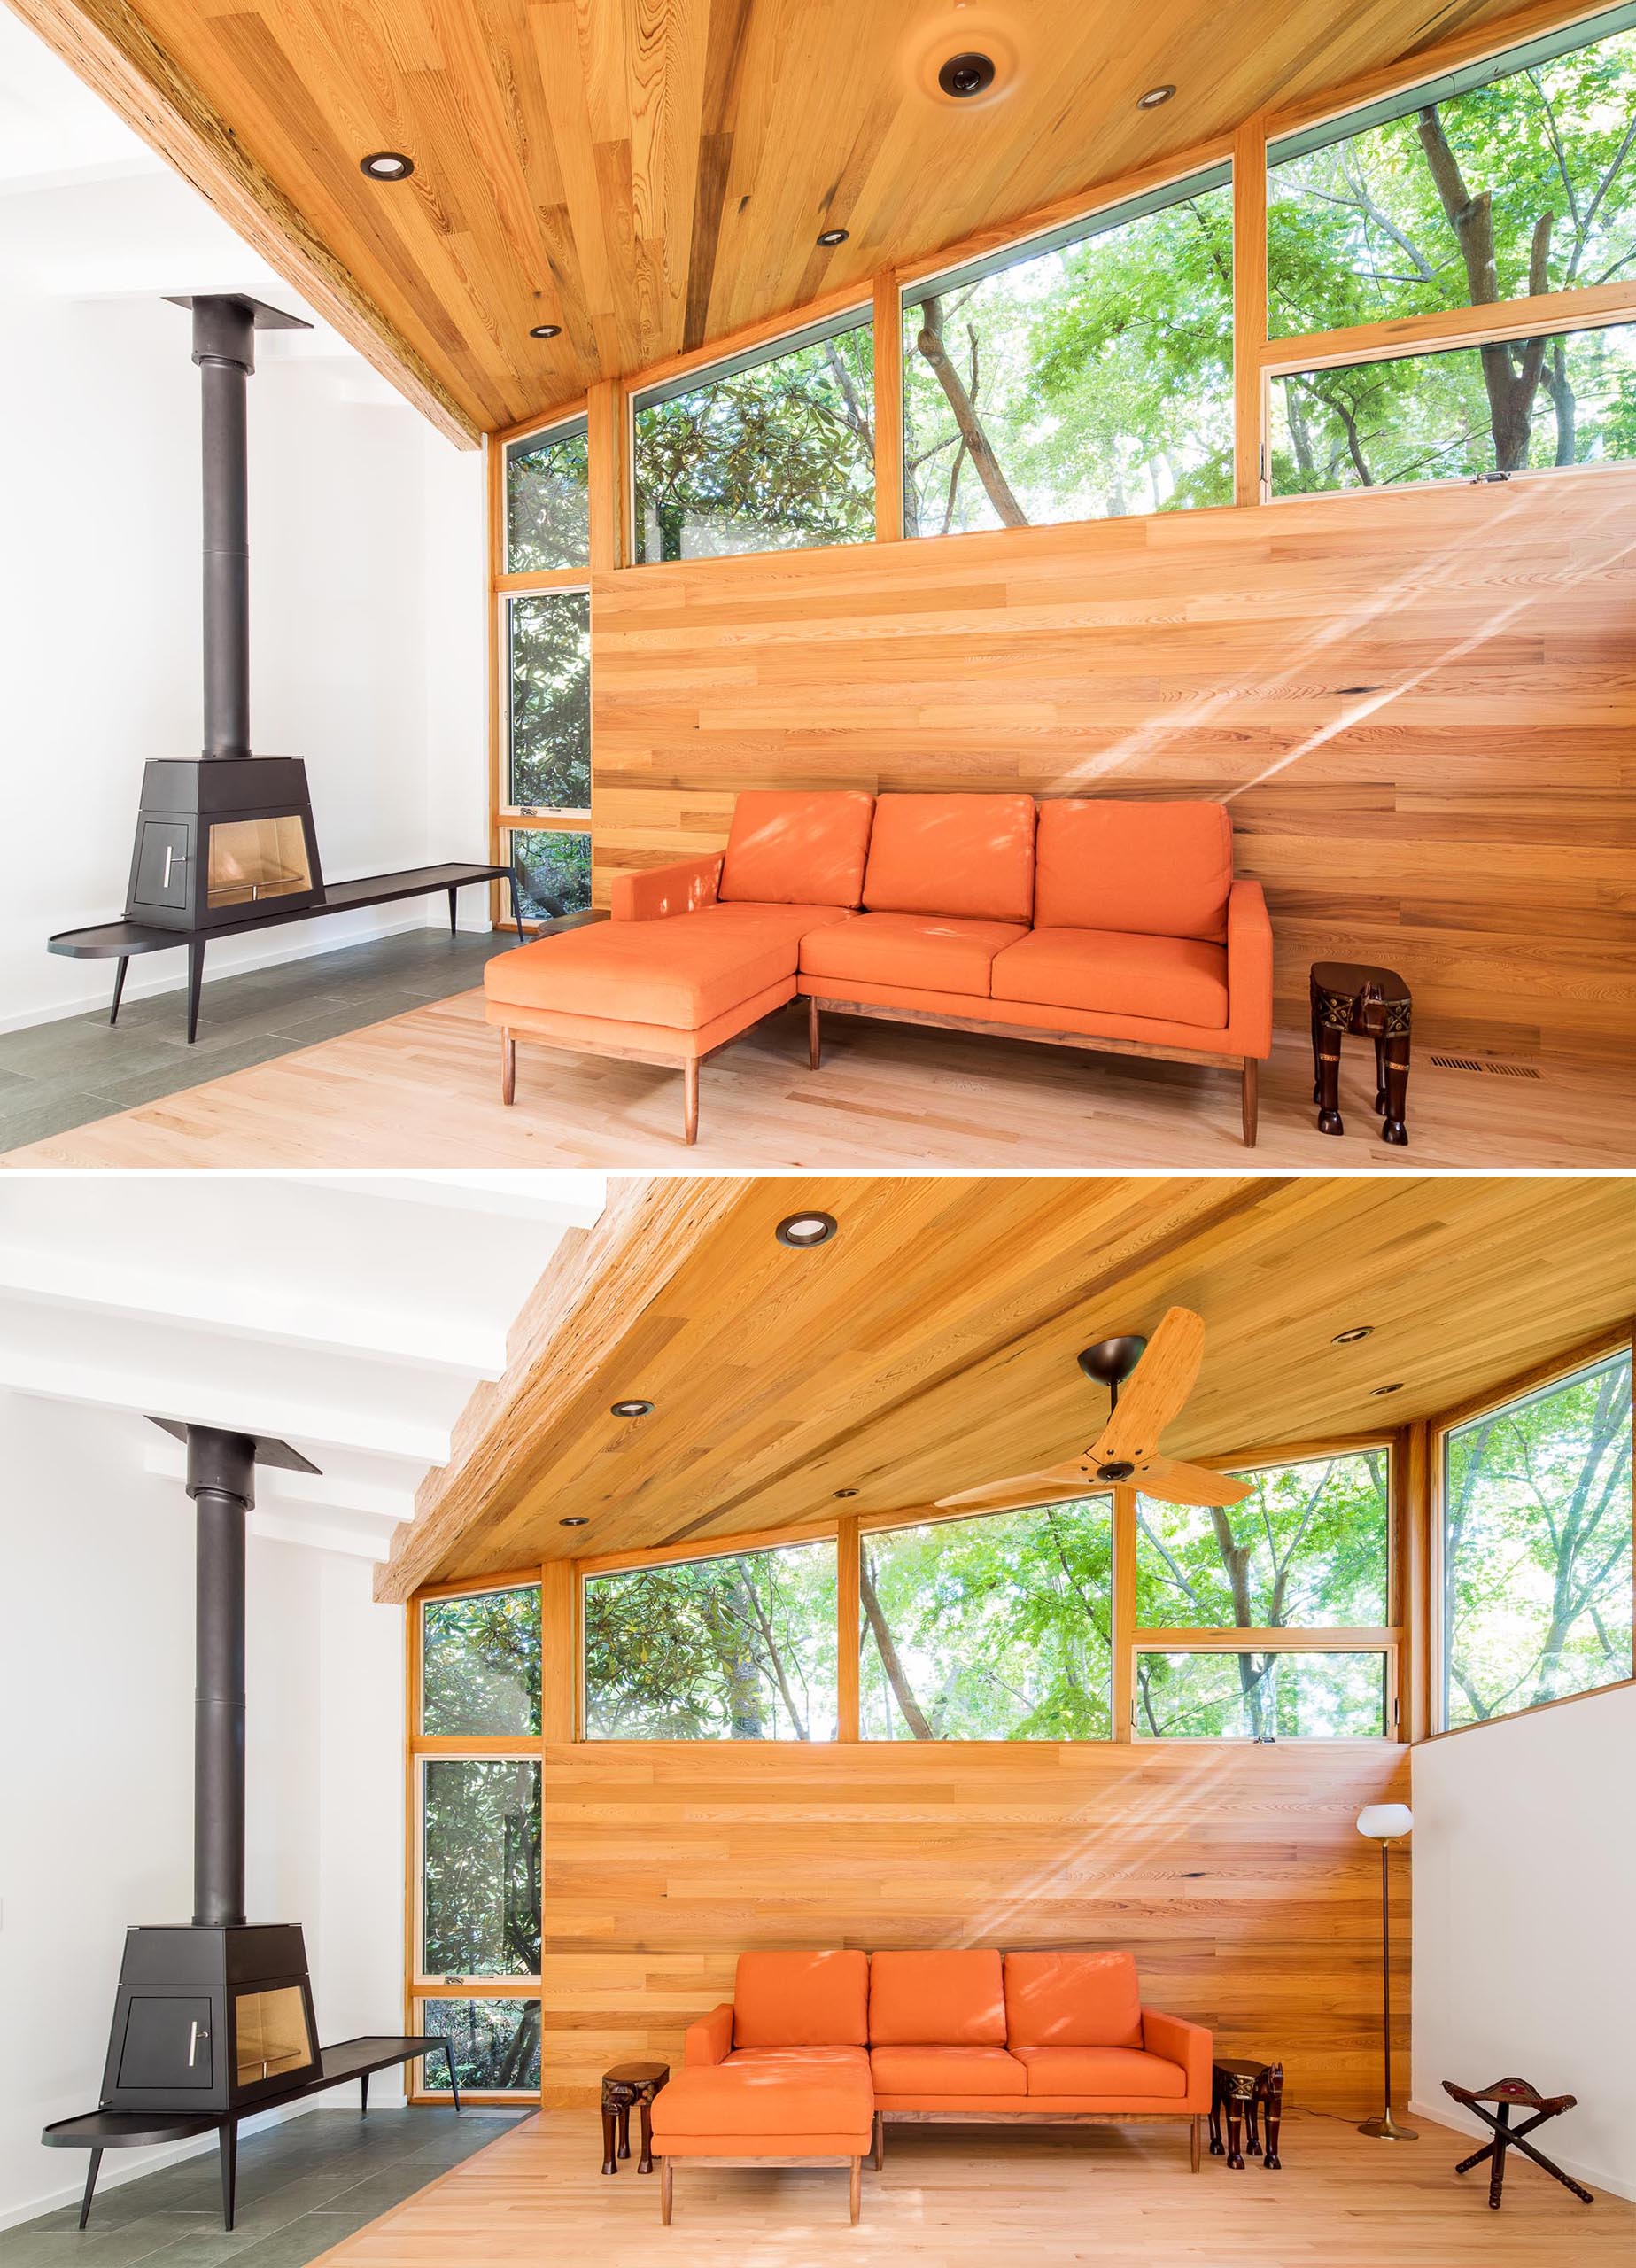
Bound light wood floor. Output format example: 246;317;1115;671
307;2107;1634;2268
4;989;1632;1169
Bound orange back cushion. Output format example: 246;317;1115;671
1033;801;1234;940
862;794;1036;923
868;1950;1006;2046
718;791;875;908
733;1950;870;2048
1004;1951;1144;2050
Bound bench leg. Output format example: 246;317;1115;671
500;1031;516;1106
360;2073;369;2117
506;868;525;945
808;997;821;1070
442;2039;462;2113
219;2122;237;2231
1241;1057;1259;1147
110;956;129;1027
683;1059;699;1146
1191;2115;1202;2172
660;2158;673;2225
447;885;458;936
79;2148;103;2229
849;2155;861;2225
186;936;205;1045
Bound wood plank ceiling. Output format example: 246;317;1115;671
20;0;1550;438
380;1173;1636;1595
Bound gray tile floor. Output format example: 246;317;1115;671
0;929;523;1153
1;2109;525;2268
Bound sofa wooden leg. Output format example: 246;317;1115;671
1191;2115;1203;2172
849;2156;861;2225
659;2157;672;2225
808;996;821;1070
1241;1056;1259;1147
500;1031;516;1106
682;1060;699;1146
872;2111;884;2171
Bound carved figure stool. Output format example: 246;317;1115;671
1442;2076;1593;2211
1209;2058;1283;2171
601;2061;669;2175
1309;961;1412;1145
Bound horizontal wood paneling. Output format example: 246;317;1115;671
539;1741;1410;2113
592;471;1636;1061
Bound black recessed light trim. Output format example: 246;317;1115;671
775;1211;838;1249
939;50;996;99
610;1398;655;1418
817;227;849;247
1370;1382;1406;1397
834;1487;858;1500
1333;1325;1375;1345
560;1515;589;1527
361;151;415;181
1136;84;1176;110
529;322;562;339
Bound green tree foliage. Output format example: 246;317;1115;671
509;829;592;920
422;1998;541;2093
422;1586;542;1736
508;592;589;809
632;325;876;561
1135;1649;1386;1739
505;426;590;572
423;1759;541;1976
1444;1350;1632;1725
584;1542;839;1738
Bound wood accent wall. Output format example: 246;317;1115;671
592;469;1636;1063
539;1740;1409;2115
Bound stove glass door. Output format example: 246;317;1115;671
233;1986;313;2087
206;816;312;909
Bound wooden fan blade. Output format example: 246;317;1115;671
935;1463;1097;1513
1133;1453;1252;1509
1092;1307;1207;1466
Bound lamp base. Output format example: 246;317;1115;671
1358;2111;1419;2140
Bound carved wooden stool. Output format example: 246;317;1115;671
601;2061;669;2176
1442;2076;1593;2210
1310;961;1412;1146
1209;2058;1283;2171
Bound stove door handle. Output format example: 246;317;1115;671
188;2019;202;2067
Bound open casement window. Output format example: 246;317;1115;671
1132;1448;1397;1739
859;1497;1113;1739
900;164;1233;537
583;1537;839;1740
1438;1347;1632;1731
410;1581;544;2101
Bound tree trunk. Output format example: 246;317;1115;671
911;294;1028;526
859;1550;935;1738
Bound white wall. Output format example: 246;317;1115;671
0;1391;406;2227
0;165;486;1033
1412;1682;1636;2202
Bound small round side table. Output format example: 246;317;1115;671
1309;961;1412;1146
601;2061;668;2175
1209;2057;1284;2171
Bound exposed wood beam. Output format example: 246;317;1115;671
5;0;479;448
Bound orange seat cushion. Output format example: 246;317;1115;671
990;928;1229;1029
718;790;875;908
1034;800;1233;940
862;794;1036;924
733;1950;870;2048
483;905;832;1032
868;1950;1006;2046
801;913;1027;997
1015;2047;1186;2100
870;2046;1027;2097
1004;1951;1144;2050
651;2057;872;2142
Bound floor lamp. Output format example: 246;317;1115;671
1356;1803;1417;2140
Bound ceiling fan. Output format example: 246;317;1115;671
936;1306;1252;1514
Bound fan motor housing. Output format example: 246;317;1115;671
1077;1335;1147;1389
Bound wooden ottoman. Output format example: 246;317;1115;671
648;2055;874;2225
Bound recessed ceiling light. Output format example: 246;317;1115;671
834;1487;858;1499
817;227;849;247
529;322;561;339
1137;84;1176;109
361;151;414;181
1370;1382;1406;1397
560;1515;589;1527
776;1211;838;1248
1333;1325;1375;1345
610;1398;655;1418
939;50;996;98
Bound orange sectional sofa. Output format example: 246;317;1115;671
483;790;1273;1146
647;1946;1212;2225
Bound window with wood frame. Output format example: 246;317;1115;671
1439;1346;1632;1730
411;1581;543;2100
504;417;590;574
1132;1449;1396;1739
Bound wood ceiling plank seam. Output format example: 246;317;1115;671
526;0;630;374
680;0;753;348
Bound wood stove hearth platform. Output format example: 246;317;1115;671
50;862;526;1042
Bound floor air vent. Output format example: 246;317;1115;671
1428;1054;1542;1079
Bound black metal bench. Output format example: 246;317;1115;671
41;2032;461;2230
49;862;523;1042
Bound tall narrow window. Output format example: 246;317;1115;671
508;591;590;812
584;1539;839;1739
902;167;1233;536
632;315;875;563
505;417;590;573
1442;1348;1632;1728
860;1498;1113;1740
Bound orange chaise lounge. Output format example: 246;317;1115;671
647;1947;1213;2225
483;789;1273;1146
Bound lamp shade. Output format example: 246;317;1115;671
1357;1803;1413;1840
